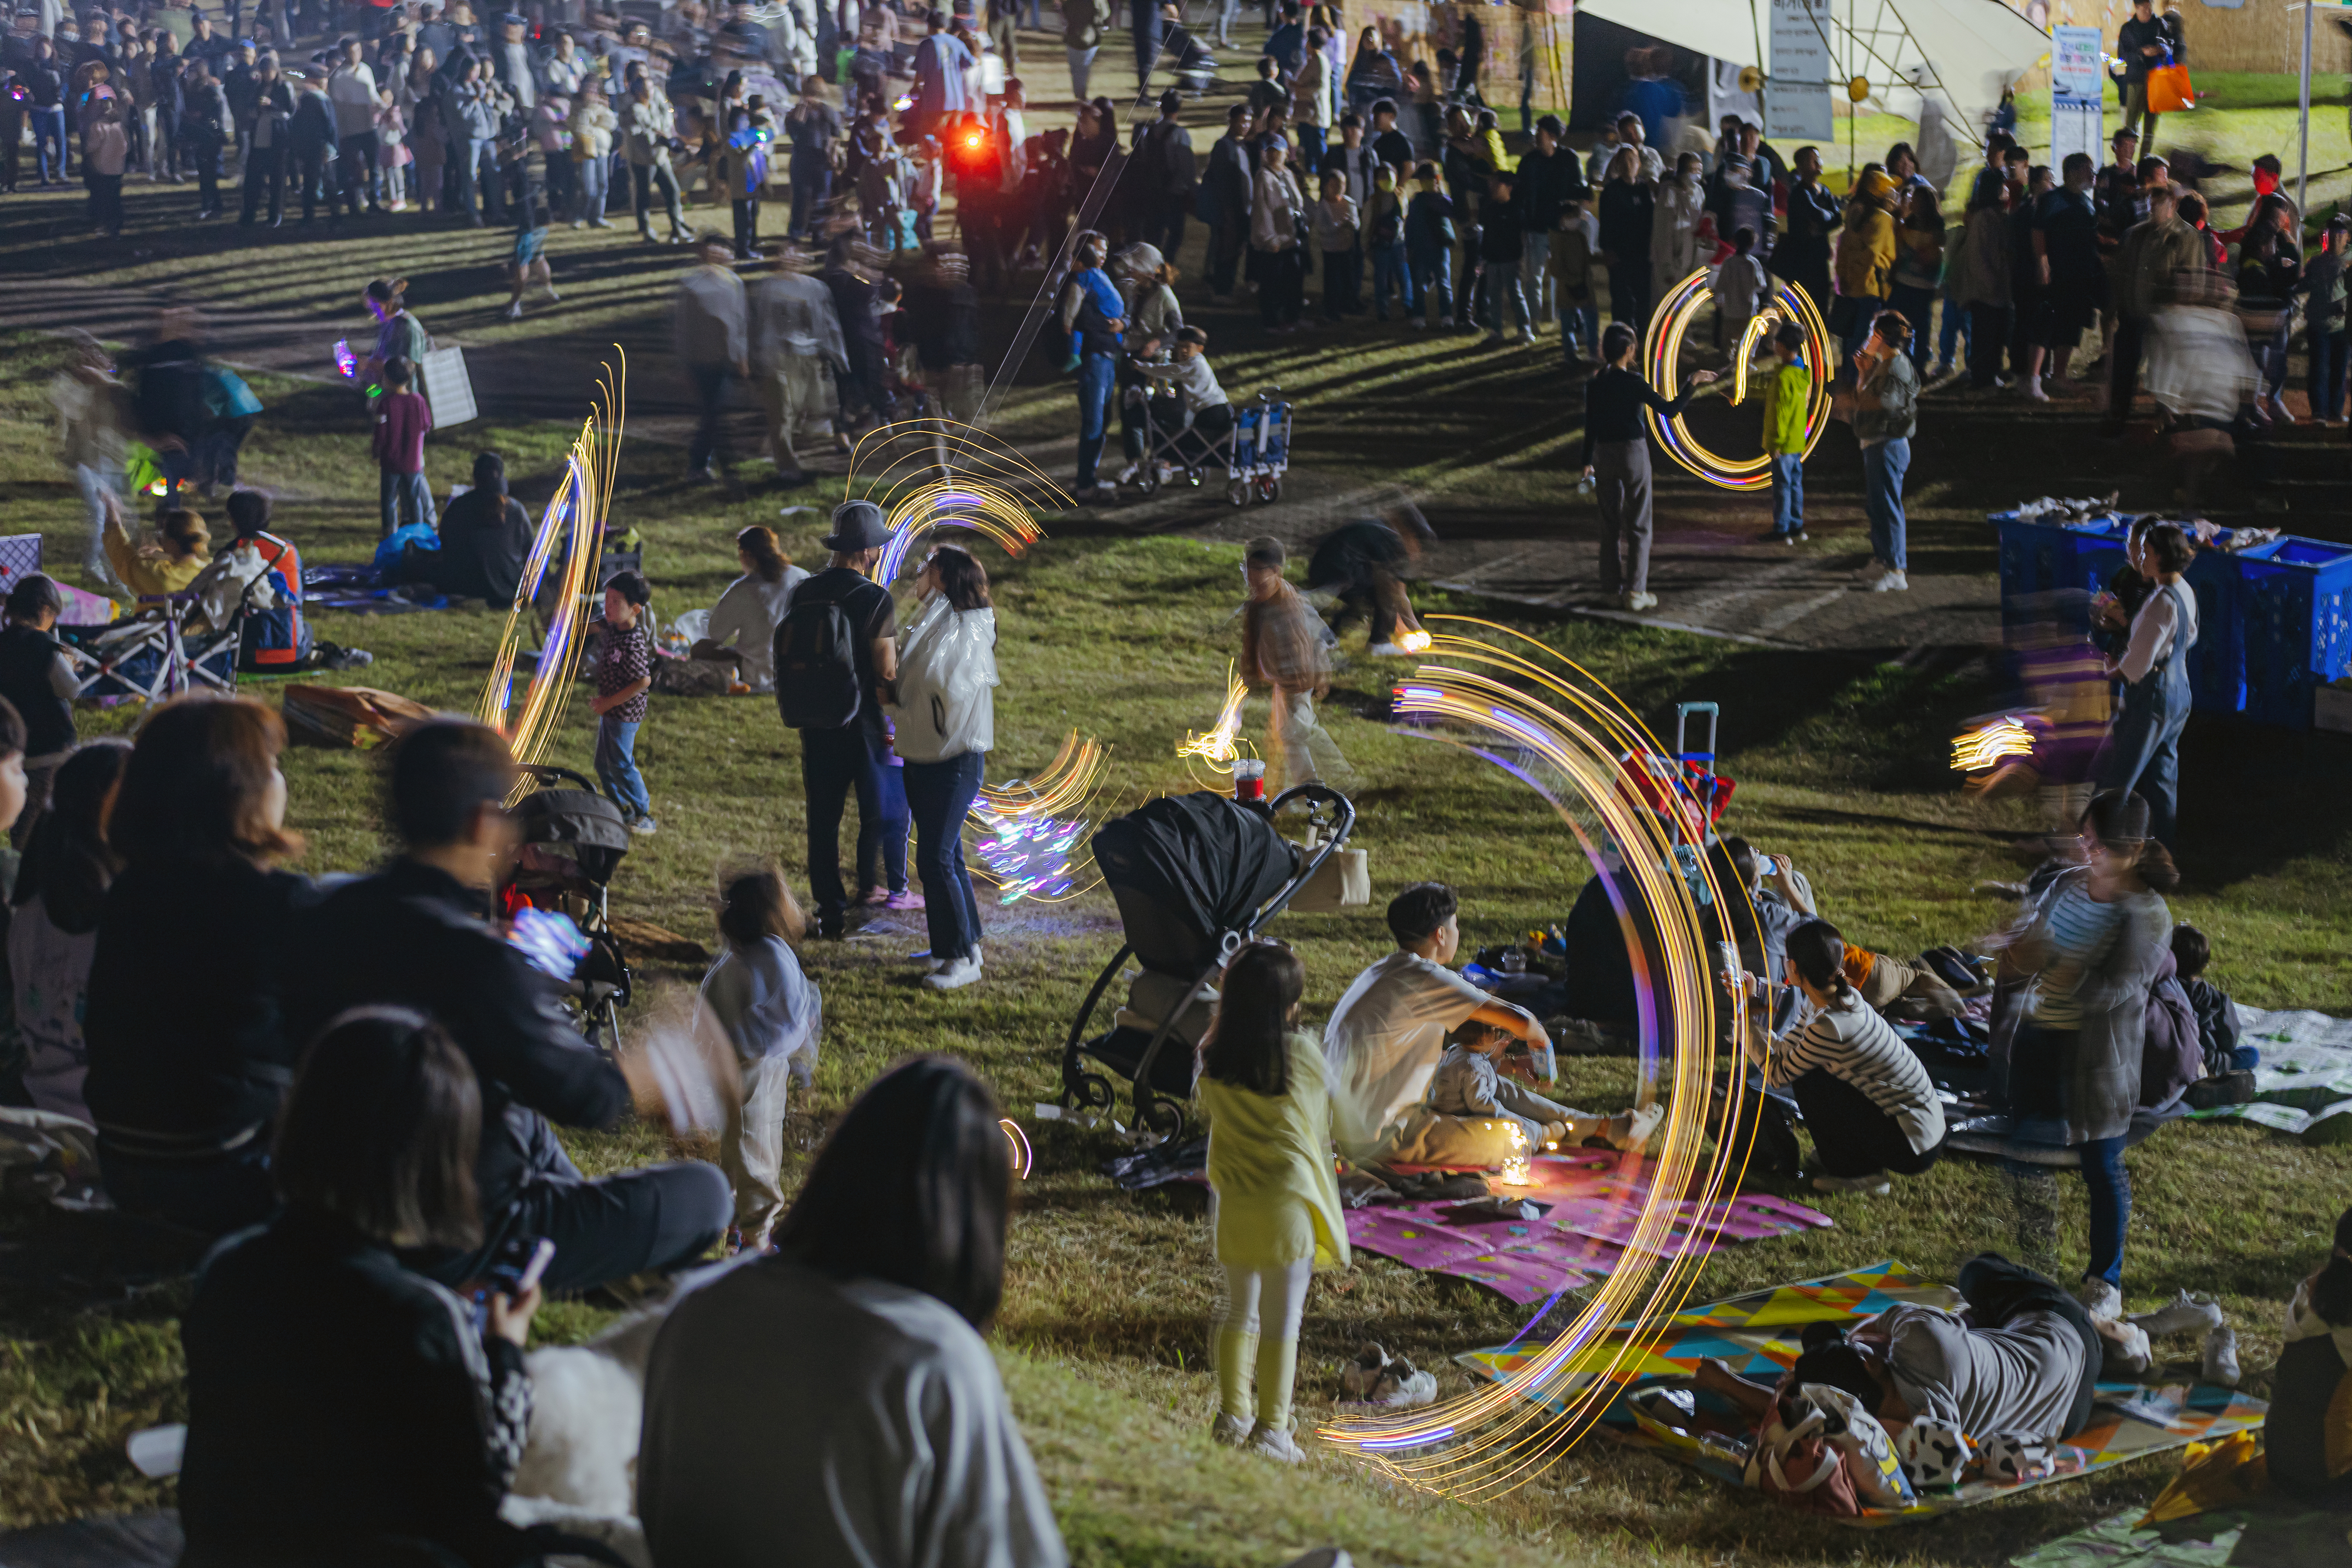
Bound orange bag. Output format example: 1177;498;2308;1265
2146;59;2194;114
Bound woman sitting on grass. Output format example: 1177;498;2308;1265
2273;1205;2352;1503
638;1056;1065;1568
1733;917;1946;1195
178;1008;541;1568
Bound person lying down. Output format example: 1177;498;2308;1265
1427;1023;1662;1154
1689;1252;2133;1446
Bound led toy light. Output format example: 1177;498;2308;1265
971;733;1113;904
1643;270;1835;492
1325;616;1766;1500
1952;714;2038;773
843;418;1069;581
478;356;625;775
1177;660;1252;785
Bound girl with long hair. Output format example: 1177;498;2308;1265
1200;940;1349;1462
890;545;998;991
696;524;807;692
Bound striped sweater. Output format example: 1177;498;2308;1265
2027;883;2127;1032
1765;991;1945;1154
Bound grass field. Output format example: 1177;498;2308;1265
3;38;2351;1567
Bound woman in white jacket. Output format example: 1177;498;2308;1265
890;544;998;992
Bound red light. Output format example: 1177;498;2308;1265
964;131;984;150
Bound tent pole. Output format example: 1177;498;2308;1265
2300;0;2313;213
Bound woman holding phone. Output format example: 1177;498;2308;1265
178;1008;546;1568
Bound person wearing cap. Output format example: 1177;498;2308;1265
1832;166;1899;360
0;574;77;847
781;502;907;941
285;61;340;225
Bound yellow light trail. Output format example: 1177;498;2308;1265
1952;714;2038;772
1321;615;1766;1500
478;355;625;779
1643;272;1834;492
1177;661;1250;773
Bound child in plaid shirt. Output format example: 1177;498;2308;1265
591;568;657;833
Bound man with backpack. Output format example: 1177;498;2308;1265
773;501;904;940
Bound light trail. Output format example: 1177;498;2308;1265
1644;271;1834;492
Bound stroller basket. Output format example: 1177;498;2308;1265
1061;783;1356;1139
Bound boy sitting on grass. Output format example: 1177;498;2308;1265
1428;1020;1662;1153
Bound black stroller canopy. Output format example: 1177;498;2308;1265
513;785;633;889
1091;793;1299;973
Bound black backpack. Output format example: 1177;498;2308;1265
773;577;886;731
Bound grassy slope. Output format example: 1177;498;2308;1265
4;58;2352;1568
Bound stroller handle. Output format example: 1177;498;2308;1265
518;761;602;795
1253;783;1355;932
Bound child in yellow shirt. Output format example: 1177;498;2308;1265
1759;322;1812;544
1200;940;1349;1463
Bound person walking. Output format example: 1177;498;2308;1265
773;501;904;941
1850;310;1919;593
749;246;847;488
2094;521;2198;847
889;544;998;994
326;35;379;215
590;569;658;833
1241;535;1354;791
1579;322;1716;611
674;235;749;486
2115;0;2184;153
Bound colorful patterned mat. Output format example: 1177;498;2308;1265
1455;1261;2271;1527
1344;1153;1834;1305
2009;1507;2350;1566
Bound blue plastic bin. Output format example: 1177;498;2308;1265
2234;537;2352;728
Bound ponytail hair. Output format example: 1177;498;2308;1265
2313;1206;2352;1326
2133;841;2180;895
736;524;790;584
1786;918;1857;1002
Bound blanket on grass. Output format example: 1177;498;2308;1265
1343;1152;1833;1305
2187;1005;2352;1143
2010;1506;2350;1566
1456;1260;2269;1527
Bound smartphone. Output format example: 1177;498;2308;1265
513;1237;556;1296
471;1235;556;1330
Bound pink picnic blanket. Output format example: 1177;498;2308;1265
1344;1154;1833;1305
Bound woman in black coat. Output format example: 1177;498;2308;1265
1596;145;1657;334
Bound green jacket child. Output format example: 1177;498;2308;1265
1759;340;1810;456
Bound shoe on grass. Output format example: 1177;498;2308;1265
1211;1413;1252;1447
884;888;926;911
1365;642;1406;656
1811;1172;1893;1195
2203;1325;2240;1387
854;885;890;907
1869;569;1910;592
1246;1424;1306;1463
630;815;659;835
1611;1102;1666;1152
2129;1289;2225;1339
2074;1277;2124;1322
924;955;983;991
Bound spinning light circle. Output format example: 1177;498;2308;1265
478;356;626;774
1643;269;1835;492
840;417;1070;582
1321;616;1767;1499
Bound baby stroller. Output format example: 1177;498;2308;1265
506;763;635;1057
1060;784;1356;1139
1128;386;1293;509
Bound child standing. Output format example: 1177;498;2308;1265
1711;226;1768;352
374;84;410;211
370;356;435;541
1313;169;1361;320
1364;162;1411;321
591;569;657;834
1759;322;1809;544
1200;940;1349;1463
1404;160;1455;329
504;199;557;320
697;861;821;1252
720;105;771;260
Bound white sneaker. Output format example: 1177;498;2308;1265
1812;1172;1893;1195
2074;1277;2124;1322
1211;1413;1252;1447
2129;1289;2226;1340
1115;462;1140;484
1612;1102;1666;1152
2202;1325;2240;1386
1618;590;1658;612
1853;562;1888;587
2023;377;2049;402
1246;1424;1306;1463
630;816;659;835
1365;642;1406;656
1869;569;1910;592
503;302;524;319
924;955;983;991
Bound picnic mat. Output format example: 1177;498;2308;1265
2009;1506;2350;1566
1343;1153;1834;1305
2189;1006;2352;1144
1455;1260;2270;1528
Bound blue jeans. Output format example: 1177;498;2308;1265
1408;243;1452;323
575;152;609;222
904;751;985;961
800;725;904;920
1521;232;1552;323
1076;350;1116;485
1369;240;1411;319
378;468;435;539
1561;299;1600;360
1769;452;1803;536
31;106;67;182
1938;287;1973;367
2310;329;2350;421
1485;260;1529;336
2007;1136;2130;1287
1841;294;1886;361
596;716;652;821
1295;123;1326;169
1862;437;1909;571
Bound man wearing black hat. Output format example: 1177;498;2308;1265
775;500;901;940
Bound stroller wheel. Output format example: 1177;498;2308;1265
1226;480;1250;507
1255;475;1283;504
1072;1071;1116;1111
1135;465;1161;497
1137;1095;1188;1144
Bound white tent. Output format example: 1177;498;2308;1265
1576;0;2050;146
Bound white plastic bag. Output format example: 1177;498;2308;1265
890;597;998;763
